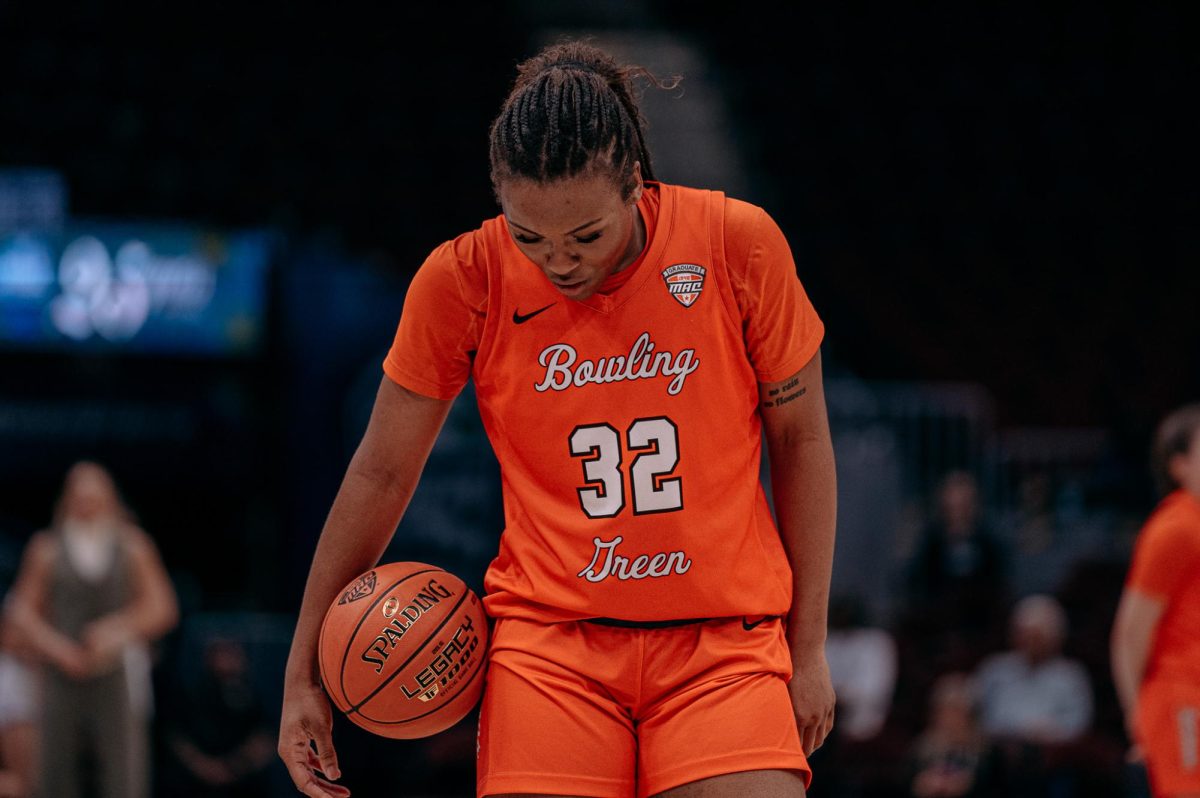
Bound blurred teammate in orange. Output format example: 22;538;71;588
280;41;837;798
1113;404;1200;798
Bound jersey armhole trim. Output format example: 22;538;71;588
722;202;762;325
707;191;745;331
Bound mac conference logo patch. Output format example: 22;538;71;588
662;263;706;307
338;570;377;605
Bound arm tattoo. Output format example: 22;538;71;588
761;376;808;410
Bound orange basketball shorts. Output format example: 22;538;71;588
475;615;810;798
1139;683;1200;798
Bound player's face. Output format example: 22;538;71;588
499;166;644;301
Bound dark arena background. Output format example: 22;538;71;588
0;3;1195;797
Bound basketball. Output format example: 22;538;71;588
318;562;488;739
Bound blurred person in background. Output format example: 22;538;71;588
1002;471;1107;600
1005;472;1070;597
974;594;1093;796
909;673;996;798
280;39;836;798
0;614;35;798
165;636;274;798
907;472;1008;638
907;472;1003;614
904;471;1009;677
4;461;178;798
826;594;897;743
817;594;898;797
1112;404;1200;798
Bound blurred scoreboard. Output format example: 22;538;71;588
0;223;271;357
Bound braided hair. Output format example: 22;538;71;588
489;41;675;201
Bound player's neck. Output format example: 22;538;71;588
614;204;647;274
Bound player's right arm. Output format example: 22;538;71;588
279;377;453;798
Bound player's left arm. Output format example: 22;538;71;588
760;349;837;755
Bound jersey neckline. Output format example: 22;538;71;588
574;182;672;315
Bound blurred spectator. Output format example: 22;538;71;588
0;616;35;798
909;673;996;798
1002;472;1106;598
815;594;902;797
975;594;1093;797
976;594;1093;744
826;594;898;743
1112;403;1200;798
164;637;274;798
902;472;1008;633
4;461;178;798
1005;472;1068;596
905;472;1009;665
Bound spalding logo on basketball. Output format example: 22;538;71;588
318;562;488;738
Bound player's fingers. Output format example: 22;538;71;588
304;746;347;790
807;707;833;752
800;721;819;754
283;751;345;798
822;708;835;741
313;779;352;798
303;750;352;797
308;725;341;781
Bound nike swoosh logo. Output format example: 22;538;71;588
742;616;770;631
512;303;556;324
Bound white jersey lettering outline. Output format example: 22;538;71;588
577;535;692;583
534;332;699;396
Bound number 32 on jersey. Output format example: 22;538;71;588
568;417;682;518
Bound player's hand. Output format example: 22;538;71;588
787;646;836;754
279;679;351;798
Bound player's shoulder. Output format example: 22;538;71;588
416;216;506;308
711;193;792;282
721;195;775;250
1128;494;1195;568
427;216;504;274
658;179;773;240
1147;484;1200;535
1145;490;1200;529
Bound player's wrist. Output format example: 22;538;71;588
283;655;323;690
787;639;828;671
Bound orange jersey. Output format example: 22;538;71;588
384;182;824;622
1127;490;1200;688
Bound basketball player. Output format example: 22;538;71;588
1112;404;1200;798
280;41;837;798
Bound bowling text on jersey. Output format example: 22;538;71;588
535;332;699;396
